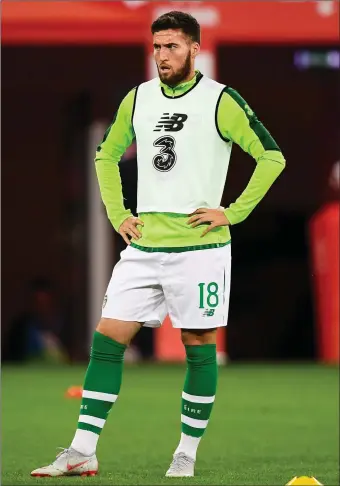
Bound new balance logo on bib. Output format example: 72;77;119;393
154;113;188;132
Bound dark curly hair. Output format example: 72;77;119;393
151;11;200;44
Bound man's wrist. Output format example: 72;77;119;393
111;210;133;232
224;208;236;226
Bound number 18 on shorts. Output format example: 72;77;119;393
198;282;220;317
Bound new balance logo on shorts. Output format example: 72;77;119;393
153;113;188;132
203;309;215;317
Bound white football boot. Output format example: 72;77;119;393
165;452;195;477
31;448;98;477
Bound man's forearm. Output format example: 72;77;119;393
95;88;136;232
224;152;285;225
217;88;286;225
95;156;132;232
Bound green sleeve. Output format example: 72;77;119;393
95;88;136;231
217;88;286;225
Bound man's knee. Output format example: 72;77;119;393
96;318;142;346
181;328;217;346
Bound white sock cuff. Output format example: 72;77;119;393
70;429;99;457
174;432;201;461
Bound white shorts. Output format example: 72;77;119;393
102;244;231;329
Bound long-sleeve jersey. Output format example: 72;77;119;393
95;71;285;251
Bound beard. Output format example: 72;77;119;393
157;52;192;87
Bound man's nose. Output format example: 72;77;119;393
159;47;169;61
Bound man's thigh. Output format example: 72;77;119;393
102;246;167;327
162;245;231;329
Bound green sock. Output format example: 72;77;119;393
70;331;126;455
181;344;217;438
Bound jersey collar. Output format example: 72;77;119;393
159;70;203;98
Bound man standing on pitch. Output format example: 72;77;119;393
31;11;285;479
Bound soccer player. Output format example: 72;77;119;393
31;11;285;478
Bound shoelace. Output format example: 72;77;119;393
168;453;193;473
55;448;70;460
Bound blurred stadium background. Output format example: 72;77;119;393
2;1;339;485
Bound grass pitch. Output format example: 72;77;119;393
2;363;339;485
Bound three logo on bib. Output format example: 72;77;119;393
152;113;188;172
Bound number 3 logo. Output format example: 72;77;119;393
152;136;177;172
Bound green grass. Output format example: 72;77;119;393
2;363;339;485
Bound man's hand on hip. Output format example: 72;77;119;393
119;216;144;245
187;208;230;237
